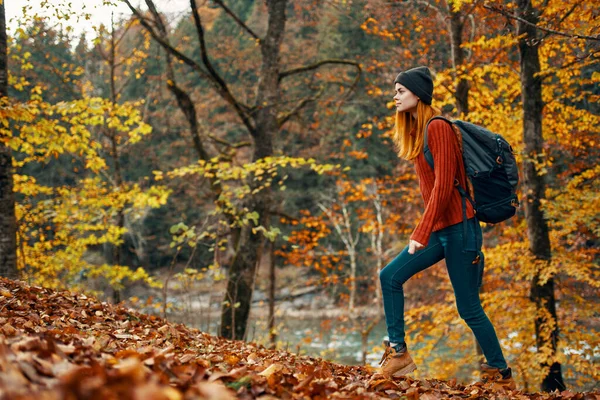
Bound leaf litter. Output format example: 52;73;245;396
0;278;598;400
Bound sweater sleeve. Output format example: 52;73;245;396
410;120;457;245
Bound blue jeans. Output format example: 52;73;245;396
379;218;507;369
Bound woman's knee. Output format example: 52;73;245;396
457;302;485;322
379;262;407;288
379;264;391;284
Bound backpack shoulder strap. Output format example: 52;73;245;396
423;116;455;170
424;117;476;250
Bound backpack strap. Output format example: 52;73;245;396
423;116;454;171
423;116;469;202
423;116;481;254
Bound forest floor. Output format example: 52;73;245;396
0;277;597;400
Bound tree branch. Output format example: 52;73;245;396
317;202;352;250
269;209;299;223
537;50;600;81
212;0;260;41
207;133;252;149
484;4;600;42
541;1;582;40
330;66;361;128
123;0;256;135
277;86;326;127
189;0;256;135
114;17;136;49
279;59;361;81
462;1;479;21
115;35;148;97
135;0;222;192
122;0;211;78
413;0;442;18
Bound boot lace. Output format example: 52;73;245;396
481;369;502;382
379;346;392;366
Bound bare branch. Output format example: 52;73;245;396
330;67;361;127
541;1;582;40
132;0;222;190
317;202;351;250
122;0;211;77
541;0;551;11
462;0;479;20
277;86;326;127
167;81;211;161
115;34;148;97
207;133;252;149
268;209;299;223
538;50;600;81
189;0;256;135
212;0;260;40
31;40;79;99
466;14;475;61
341;204;360;248
123;0;256;134
484;4;600;42
414;0;442;17
113;17;136;49
279;59;361;81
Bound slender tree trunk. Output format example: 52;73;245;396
339;204;360;310
516;0;565;391
220;0;286;340
448;8;469;116
371;186;384;311
110;133;124;303
109;16;124;303
342;204;358;310
268;238;276;348
0;3;18;279
317;200;360;310
348;246;357;310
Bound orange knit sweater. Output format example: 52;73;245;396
410;119;475;246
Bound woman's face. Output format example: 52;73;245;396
393;83;419;113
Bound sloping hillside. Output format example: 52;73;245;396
0;278;594;399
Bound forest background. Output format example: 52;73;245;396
0;0;598;394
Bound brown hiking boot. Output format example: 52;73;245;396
480;363;517;390
378;340;417;378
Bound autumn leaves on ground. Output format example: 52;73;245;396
0;278;595;400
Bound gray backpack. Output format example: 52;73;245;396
424;116;519;224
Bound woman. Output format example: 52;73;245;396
376;66;515;390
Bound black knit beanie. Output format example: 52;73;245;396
394;66;433;105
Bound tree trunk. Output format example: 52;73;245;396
268;235;276;348
109;18;124;303
317;200;359;311
516;0;565;392
341;203;358;310
371;221;383;311
448;8;469;116
349;246;357;310
127;0;356;342
0;3;18;279
219;0;286;340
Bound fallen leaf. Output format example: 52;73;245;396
195;381;236;400
246;352;260;365
258;363;283;378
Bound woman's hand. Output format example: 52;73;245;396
408;240;424;255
